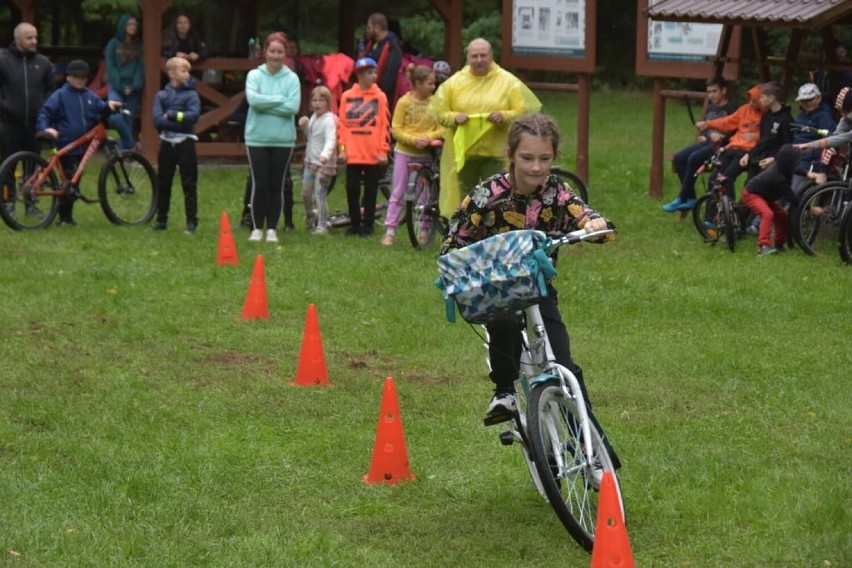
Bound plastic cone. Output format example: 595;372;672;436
239;255;268;320
590;471;635;568
289;304;330;386
363;377;415;484
217;211;239;265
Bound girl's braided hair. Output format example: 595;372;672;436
507;113;561;157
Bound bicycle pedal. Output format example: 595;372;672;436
498;430;515;446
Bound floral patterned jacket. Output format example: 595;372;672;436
440;172;614;255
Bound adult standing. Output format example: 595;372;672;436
104;13;143;146
244;32;301;243
358;13;403;107
162;12;209;63
0;22;53;213
429;38;542;218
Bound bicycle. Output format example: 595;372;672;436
439;228;623;551
691;148;748;252
405;159;591;251
0;109;157;230
838;201;852;263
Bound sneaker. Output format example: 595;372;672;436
757;245;776;256
662;197;683;212
484;392;517;424
381;233;395;246
240;214;252;229
184;222;197;234
26;204;44;218
56;217;77;227
676;198;697;211
151;221;167;231
265;229;279;243
248;229;263;242
312;226;328;236
284;223;296;232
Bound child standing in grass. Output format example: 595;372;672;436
337;57;390;237
382;64;442;246
151;56;201;233
297;86;337;235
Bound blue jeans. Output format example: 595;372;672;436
672;141;716;201
107;86;139;150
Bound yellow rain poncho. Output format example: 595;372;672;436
429;63;541;218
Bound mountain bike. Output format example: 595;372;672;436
0;109;156;230
692;149;748;251
442;228;623;552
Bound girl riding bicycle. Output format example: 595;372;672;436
439;113;615;426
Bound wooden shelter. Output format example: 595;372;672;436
640;0;852;197
8;0;465;162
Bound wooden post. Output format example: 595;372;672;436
649;77;666;198
430;0;464;71
138;0;171;164
10;0;36;24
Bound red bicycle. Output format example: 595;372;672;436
0;109;157;230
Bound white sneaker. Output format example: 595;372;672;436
248;229;263;242
485;392;517;424
266;229;279;243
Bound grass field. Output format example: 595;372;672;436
1;90;850;567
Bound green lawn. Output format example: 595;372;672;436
0;90;850;567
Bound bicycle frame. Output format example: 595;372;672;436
29;122;114;196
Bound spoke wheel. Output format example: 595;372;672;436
722;195;738;252
405;167;441;249
527;378;623;552
98;151;157;225
792;182;850;256
0;151;59;230
550;166;589;204
838;202;852;264
692;193;720;243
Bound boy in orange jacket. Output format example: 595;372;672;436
338;57;390;237
695;84;764;199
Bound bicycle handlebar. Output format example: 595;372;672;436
791;123;830;137
548;228;614;251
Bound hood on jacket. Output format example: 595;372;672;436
747;85;761;106
774;144;799;178
115;13;136;40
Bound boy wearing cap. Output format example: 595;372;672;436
337;57;390;237
796;88;852;153
36;59;124;226
791;82;837;191
151;56;201;233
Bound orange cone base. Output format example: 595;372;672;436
590;471;634;568
217;211;239;266
289;304;330;386
239;255;268;320
363;377;415;484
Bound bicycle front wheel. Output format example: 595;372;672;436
405;167;440;249
791;181;850;256
527;377;623;552
0;151;59;230
692;193;719;243
98;151;157;225
550;166;589;204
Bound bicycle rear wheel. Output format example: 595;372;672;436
791;181;850;256
405;167;441;249
98;151;157;225
550;166;589;204
692;193;719;243
0;151;59;230
527;377;623;552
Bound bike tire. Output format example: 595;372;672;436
838;201;852;264
791;181;850;256
98;151;158;225
0;151;59;230
405;167;441;249
722;195;737;252
692;193;718;243
550;166;589;204
527;377;623;552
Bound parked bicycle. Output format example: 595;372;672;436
437;228;623;552
838;201;852;263
691;147;749;252
0;109;156;230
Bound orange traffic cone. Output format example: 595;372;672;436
289;304;330;386
239;255;268;320
217;211;239;265
591;471;635;568
363;377;415;484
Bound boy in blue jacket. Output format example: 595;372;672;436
36;59;123;226
151;56;201;233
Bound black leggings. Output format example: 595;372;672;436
246;146;293;230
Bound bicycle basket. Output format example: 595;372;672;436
435;230;557;324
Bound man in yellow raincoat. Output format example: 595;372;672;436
429;38;541;218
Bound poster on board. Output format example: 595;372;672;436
646;0;723;62
510;0;586;58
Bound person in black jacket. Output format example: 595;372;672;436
740;144;801;256
0;23;53;213
162;12;208;63
358;13;403;108
740;81;793;177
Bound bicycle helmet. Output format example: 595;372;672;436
432;60;451;82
